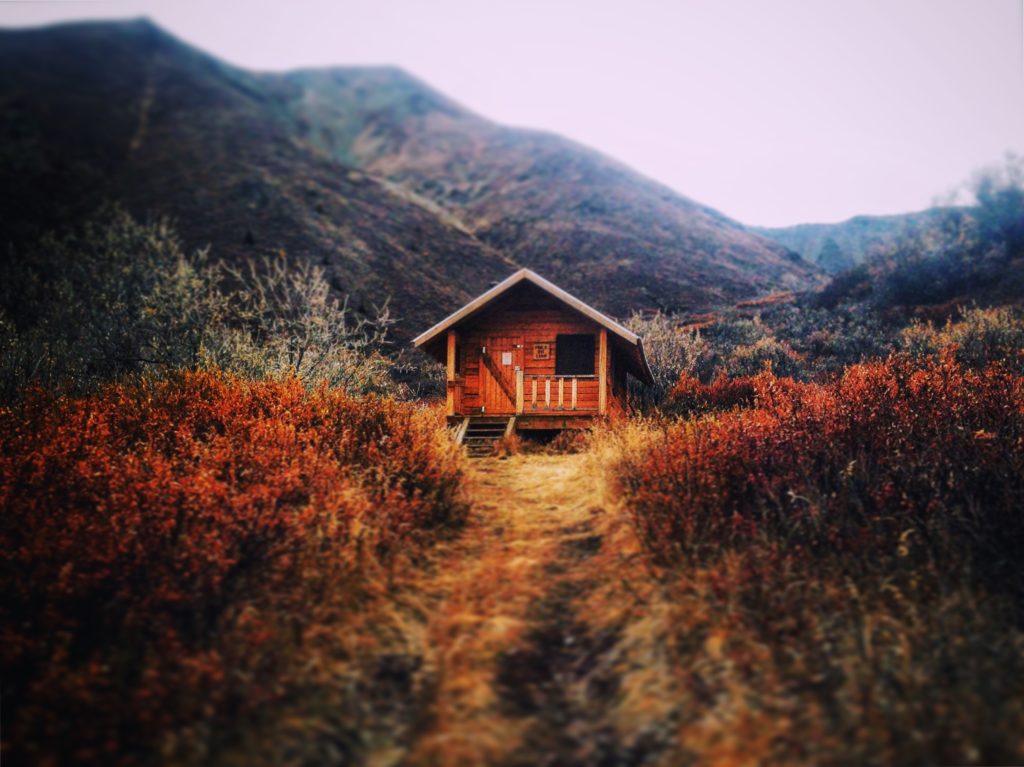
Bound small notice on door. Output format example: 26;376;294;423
501;351;513;365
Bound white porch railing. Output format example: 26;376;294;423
516;372;597;413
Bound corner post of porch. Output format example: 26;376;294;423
515;368;525;414
598;328;608;415
446;330;458;416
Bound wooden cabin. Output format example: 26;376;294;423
413;269;653;448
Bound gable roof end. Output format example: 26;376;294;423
412;268;654;384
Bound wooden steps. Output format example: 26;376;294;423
457;416;514;458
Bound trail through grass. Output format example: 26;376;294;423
398;454;668;767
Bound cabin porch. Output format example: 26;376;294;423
446;364;608;421
448;413;595;457
446;412;597;432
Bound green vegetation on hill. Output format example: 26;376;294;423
0;207;420;400
623;157;1024;402
814;161;1024;312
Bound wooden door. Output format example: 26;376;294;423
479;336;521;414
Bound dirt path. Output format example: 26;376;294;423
396;453;670;767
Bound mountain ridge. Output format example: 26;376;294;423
0;18;822;338
274;64;821;313
752;207;968;274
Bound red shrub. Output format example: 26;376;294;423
623;355;1024;583
667;373;758;415
0;370;465;764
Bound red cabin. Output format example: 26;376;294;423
413;269;653;447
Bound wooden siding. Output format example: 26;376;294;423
445;331;458;416
452;287;629;416
607;349;627;418
414;269;654;387
478;335;522;413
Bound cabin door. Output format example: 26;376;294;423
479;335;522;414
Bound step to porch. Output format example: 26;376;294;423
456;416;515;458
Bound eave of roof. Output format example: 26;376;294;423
413;268;639;346
412;268;654;385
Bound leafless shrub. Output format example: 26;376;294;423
0;208;404;399
625;311;710;407
207;256;400;395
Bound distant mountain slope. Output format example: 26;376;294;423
0;20;517;337
0;19;821;339
273;67;822;316
752;208;966;274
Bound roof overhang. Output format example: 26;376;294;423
413;268;654;385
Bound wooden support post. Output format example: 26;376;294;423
598;329;608;415
571;378;578;410
531;379;537;406
558;377;564;408
545;379;551;408
515;369;524;414
446;331;458;416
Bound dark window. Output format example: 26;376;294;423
555;334;595;375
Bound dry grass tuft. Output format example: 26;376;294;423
490;432;522;458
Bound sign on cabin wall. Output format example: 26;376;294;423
501;351;513;365
533;343;551;360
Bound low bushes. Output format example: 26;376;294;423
622;354;1024;574
612;354;1024;764
666;373;757;416
0;370;466;765
902;304;1024;372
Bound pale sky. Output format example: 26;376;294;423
3;0;1023;226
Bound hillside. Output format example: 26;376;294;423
0;19;820;340
752;207;966;274
0;20;519;338
272;67;822;315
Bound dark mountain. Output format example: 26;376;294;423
269;67;822;314
752;208;967;274
0;19;519;334
0;19;821;338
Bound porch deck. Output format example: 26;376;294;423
447;412;596;433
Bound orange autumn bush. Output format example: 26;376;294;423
622;353;1024;581
0;370;466;765
666;372;758;415
611;354;1024;764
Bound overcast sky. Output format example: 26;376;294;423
3;0;1023;226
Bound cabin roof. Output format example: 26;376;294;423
413;268;654;384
